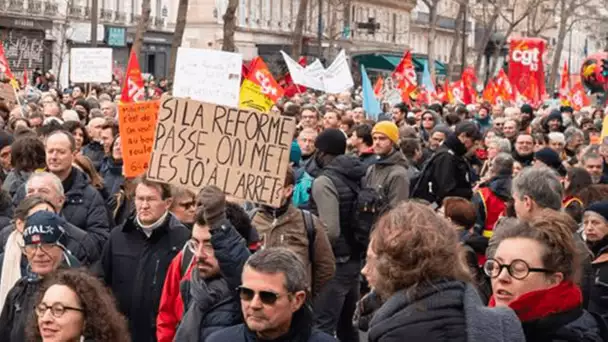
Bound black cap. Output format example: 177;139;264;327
23;211;68;248
455;121;482;141
521;104;533;115
315;128;346;156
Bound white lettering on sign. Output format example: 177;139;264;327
3;31;44;70
511;49;540;71
255;70;277;97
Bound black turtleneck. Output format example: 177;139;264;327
512;150;534;167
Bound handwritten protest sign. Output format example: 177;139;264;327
118;101;159;177
0;83;16;104
173;48;242;107
70;48;113;83
147;95;296;207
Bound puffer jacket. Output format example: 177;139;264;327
97;213;190;342
13;168;111;252
252;204;335;296
368;280;525;342
99;156;124;198
431;135;474;205
172;219;251;342
364;150;410;208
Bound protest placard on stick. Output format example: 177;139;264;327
0;83;16;104
147;95;297;207
118;101;160;177
70;48;113;83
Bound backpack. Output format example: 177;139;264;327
292;169;313;208
410;150;450;207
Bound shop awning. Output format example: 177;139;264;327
354;53;446;75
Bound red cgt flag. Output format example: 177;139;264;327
559;61;570;99
568;82;590;111
373;76;384;97
120;50;145;103
483;79;497;104
246;56;284;103
393;51;417;85
495;69;517;103
0;44;14;80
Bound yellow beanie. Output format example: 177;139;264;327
372;121;399;145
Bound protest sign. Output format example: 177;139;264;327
70;48;113;83
601;115;608;143
118;100;159;177
0;83;16;104
147;95;297;207
173;48;242;107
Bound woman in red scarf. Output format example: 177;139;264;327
485;212;608;341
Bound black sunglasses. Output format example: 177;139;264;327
179;201;195;210
238;286;282;305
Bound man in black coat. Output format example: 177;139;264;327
173;186;251;341
426;121;481;206
96;176;190;342
13;131;111;251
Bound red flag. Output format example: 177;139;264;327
22;68;28;87
495;69;516;102
0;45;14;80
508;38;546;104
392;51;417;85
461;66;477;105
246;57;284;103
482;79;497;104
120;50;145;103
451;80;466;103
559;61;570;99
522;76;540;105
398;78;418;104
568;82;590;111
373;76;384;97
281;56;307;97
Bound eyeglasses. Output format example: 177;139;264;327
238;286;284;305
20;243;58;256
179;201;195;210
483;258;553;280
35;303;83;318
186;239;213;254
422;117;434;121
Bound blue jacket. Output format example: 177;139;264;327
206;324;337;342
99;156;125;198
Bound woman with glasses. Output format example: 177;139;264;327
0;211;79;342
362;202;524;342
26;268;130;342
486;213;608;341
418;110;439;142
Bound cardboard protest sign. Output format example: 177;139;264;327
173;48;242;107
147;95;297;207
70;48;113;83
0;83;16;104
118;101;159;177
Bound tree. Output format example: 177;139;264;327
422;0;442;78
168;0;189;84
222;0;239;52
447;0;466;79
471;0;500;77
131;0;151;59
291;0;309;58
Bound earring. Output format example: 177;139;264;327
80;335;85;342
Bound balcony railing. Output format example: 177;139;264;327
43;1;57;15
100;8;113;21
154;17;164;27
115;11;126;23
8;0;24;11
27;0;42;13
68;5;82;18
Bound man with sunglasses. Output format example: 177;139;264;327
0;210;79;342
159;185;250;342
208;248;336;342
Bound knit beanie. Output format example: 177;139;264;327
197;185;226;225
23;211;68;249
547;110;563;123
372;121;399;145
290;140;302;167
586;201;608;223
315;128;346;156
520;104;533;115
0;130;14;151
534;147;566;176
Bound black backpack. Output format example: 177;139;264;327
410;150;450;206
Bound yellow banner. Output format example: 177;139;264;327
601;115;608;144
239;79;273;113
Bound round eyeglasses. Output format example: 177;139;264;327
483;258;553;280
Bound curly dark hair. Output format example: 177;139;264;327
11;135;46;172
26;268;130;342
63;120;90;147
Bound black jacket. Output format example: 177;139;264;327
431;135;473;205
100;156;125;198
368;280;525;342
588;237;608;319
512;150;534;167
82;141;105;170
174;219;250;342
0;276;41;342
96;213;190;342
522;308;608;342
13;168;111;252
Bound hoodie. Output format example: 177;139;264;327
364;150;410;208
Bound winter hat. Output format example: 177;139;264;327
372;121;399;145
534;147;566;176
455;121;482;141
0;130;14;150
520;104;534;116
560;106;574;114
315;128;346;156
196;185;226;224
432;124;452;136
290;140;302;166
547;110;563;123
73;99;90;113
23;211;68;248
586;201;608;223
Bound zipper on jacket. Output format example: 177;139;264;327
152;259;160;285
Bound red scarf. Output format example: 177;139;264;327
488;281;582;322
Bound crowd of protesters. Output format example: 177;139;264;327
0;73;607;342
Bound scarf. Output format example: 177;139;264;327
488;281;582;322
136;211;169;237
0;230;24;309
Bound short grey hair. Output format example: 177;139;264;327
491;153;514;176
581;151;603;165
25;172;64;196
245;247;308;293
488;137;512;154
547;132;566;145
564;127;584;143
512;166;563;211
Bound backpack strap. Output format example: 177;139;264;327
301;210;316;264
180;245;194;278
